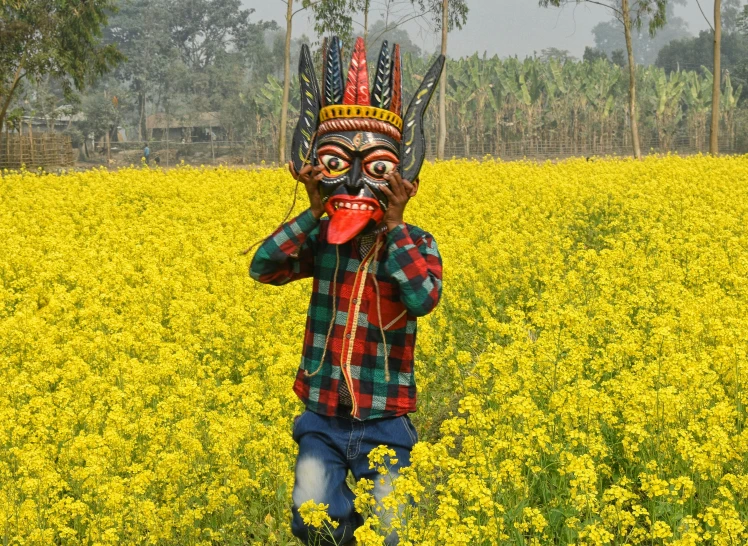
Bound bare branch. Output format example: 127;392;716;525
584;0;623;17
292;0;323;17
694;0;715;32
365;10;431;43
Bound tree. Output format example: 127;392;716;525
591;1;690;65
365;19;423;65
540;0;675;159
166;0;257;71
276;0;346;165
0;0;122;133
722;0;742;33
78;89;121;157
712;0;722;154
350;0;372;44
611;49;626;66
583;47;609;63
540;48;577;63
104;0;172;140
412;0;469;159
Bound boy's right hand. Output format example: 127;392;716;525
289;161;325;220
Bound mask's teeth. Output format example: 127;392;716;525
352;203;360;210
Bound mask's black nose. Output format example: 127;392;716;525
345;158;365;194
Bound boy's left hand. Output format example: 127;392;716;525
381;171;417;232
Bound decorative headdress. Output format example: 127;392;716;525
291;36;445;183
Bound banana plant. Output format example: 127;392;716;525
721;72;743;150
650;68;685;151
683;69;712;152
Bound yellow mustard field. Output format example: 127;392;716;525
1;157;747;546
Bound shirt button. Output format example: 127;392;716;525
346;333;351;339
352;298;357;304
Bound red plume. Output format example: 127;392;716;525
343;37;370;105
390;44;402;116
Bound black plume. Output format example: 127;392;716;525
371;41;392;109
324;37;344;105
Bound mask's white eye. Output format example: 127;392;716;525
365;160;396;178
320;155;350;172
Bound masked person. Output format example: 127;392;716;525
250;37;444;546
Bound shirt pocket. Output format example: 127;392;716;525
367;291;408;331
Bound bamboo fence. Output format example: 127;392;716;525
0;134;75;170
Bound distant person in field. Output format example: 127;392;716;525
249;37;444;546
143;144;150;164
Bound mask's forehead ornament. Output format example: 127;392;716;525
290;36;445;183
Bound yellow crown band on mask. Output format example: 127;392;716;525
319;105;404;132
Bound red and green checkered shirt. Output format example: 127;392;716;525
250;209;442;421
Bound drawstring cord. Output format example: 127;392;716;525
241;132;317;256
304;244;340;378
305;234;391;382
369;234;390;381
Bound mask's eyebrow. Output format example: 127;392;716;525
317;144;352;160
316;135;355;151
360;140;399;154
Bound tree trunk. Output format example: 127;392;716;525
210;125;215;164
279;0;293;165
138;90;147;141
165;106;170;169
437;0;448;160
363;0;370;46
0;60;25;134
622;0;642;159
711;0;721;155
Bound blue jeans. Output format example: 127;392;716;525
290;410;419;546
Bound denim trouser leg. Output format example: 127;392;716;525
291;410;418;546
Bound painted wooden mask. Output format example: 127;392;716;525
291;36;444;244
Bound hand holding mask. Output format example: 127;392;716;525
290;36;444;244
288;161;325;219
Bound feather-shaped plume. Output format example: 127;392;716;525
291;45;321;174
400;55;445;182
343;37;369;105
371;41;392;109
320;37;328;107
389;44;402;116
324;37;344;106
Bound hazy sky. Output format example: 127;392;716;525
246;0;715;59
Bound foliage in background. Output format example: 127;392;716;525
0;0;123;132
7;0;748;162
591;0;690;65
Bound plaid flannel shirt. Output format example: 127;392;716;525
250;209;442;421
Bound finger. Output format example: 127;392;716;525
384;172;401;193
299;164;313;177
379;184;397;201
313;171;324;182
380;183;394;196
388;173;407;200
288;161;299;179
401;178;414;195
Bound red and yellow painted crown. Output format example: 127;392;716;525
291;36;444;183
317;36;404;142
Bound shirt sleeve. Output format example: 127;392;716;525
383;224;443;316
249;208;320;286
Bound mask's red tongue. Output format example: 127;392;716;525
327;209;375;244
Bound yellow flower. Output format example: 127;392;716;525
298;500;339;530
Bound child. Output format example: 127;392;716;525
250;37;444;545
